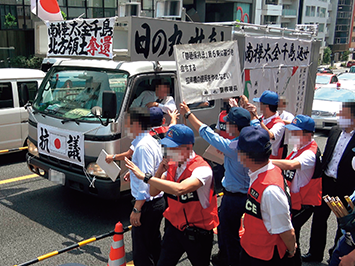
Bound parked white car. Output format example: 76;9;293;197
0;68;45;152
311;87;355;130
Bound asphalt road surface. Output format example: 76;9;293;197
0;130;340;266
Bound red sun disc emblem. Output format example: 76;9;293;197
54;138;61;149
40;0;60;14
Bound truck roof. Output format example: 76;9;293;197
0;68;45;80
54;59;177;76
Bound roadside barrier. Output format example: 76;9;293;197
0;146;27;154
14;223;132;266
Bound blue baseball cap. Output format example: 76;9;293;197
161;124;194;147
149;107;164;126
223;107;251;126
285;114;315;132
237;126;271;153
253;91;279;105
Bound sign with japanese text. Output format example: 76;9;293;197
244;66;308;114
37;123;85;167
175;40;243;104
131;17;232;61
243;36;312;115
244;36;312;68
46;17;115;59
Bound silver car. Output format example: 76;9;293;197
312;87;355;130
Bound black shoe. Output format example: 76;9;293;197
211;251;228;266
302;252;323;262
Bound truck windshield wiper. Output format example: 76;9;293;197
61;118;80;125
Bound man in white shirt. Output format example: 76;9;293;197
252;91;286;159
235;126;296;265
125;108;166;266
130;79;176;113
303;101;355;263
125;124;219;266
272;115;321;266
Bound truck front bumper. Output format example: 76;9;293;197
26;153;122;200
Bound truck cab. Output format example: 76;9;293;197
26;59;219;199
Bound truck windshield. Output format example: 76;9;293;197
33;67;128;122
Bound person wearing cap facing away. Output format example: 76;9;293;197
302;101;355;263
105;108;179;183
130;79;177;113
251;91;286;159
235;126;296;266
180;101;255;266
121;108;166;266
271;115;322;266
125;124;219;266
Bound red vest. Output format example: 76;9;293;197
218;111;234;140
264;116;285;159
241;166;288;261
284;140;322;210
149;126;169;139
163;155;219;231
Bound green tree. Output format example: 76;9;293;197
4;13;17;28
322;47;331;64
341;50;350;61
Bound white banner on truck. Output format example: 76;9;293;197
174;40;243;104
37;123;85;167
244;36;312;68
46;17;115;59
131;17;232;61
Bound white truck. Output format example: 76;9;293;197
27;16;320;199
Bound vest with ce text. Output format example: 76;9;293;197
163;155;219;231
241;166;288;261
283;140;322;210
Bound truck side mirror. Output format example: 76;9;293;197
102;91;117;119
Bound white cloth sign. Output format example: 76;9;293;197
245;66;308;114
174;40;243;104
37;123;85;167
244;36;312;68
46;17;115;59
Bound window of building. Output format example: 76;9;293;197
264;15;278;24
352;37;355;42
318;23;324;32
87;0;102;7
320;7;326;17
306;6;311;16
317;7;320;17
311;6;315;16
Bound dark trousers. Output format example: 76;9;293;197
290;206;315;266
308;176;344;259
329;235;355;266
157;220;213;266
132;197;166;266
240;246;289;266
217;192;247;266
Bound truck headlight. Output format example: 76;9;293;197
87;163;109;178
27;139;39;157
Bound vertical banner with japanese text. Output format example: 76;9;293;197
174;41;242;104
46;17;115;59
244;36;311;114
37;123;85;167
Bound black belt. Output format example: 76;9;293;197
223;189;247;197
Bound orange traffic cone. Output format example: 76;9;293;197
107;222;126;266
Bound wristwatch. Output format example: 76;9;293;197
112;154;116;160
133;207;141;213
144;173;153;183
184;111;192;119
